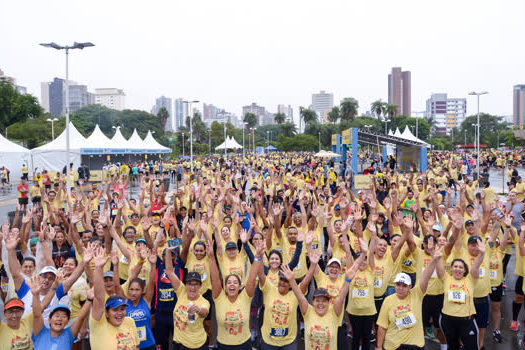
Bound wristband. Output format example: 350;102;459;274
345;278;352;283
138;259;146;264
87;298;94;302
51;287;57;291
254;256;263;262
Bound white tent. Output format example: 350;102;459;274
127;129;146;154
143;131;171;153
393;128;402;138
314;150;340;157
227;136;243;149
387;130;394;136
215;136;243;150
0;133;31;180
401;126;430;146
31;122;86;172
81;124;116;154
110;126;130;153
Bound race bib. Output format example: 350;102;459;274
374;279;382;288
120;254;129;264
137;326;146;341
201;272;207;281
270;327;289;338
111;209;118;217
448;290;466;303
395;313;417;330
352;288;369;298
489;271;497;280
479;268;486;277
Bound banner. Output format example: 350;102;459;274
332;134;337;145
354;175;372;190
342;129;352;145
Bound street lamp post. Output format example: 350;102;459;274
40;41;95;196
464;130;467;145
469;91;488;184
47;118;59;140
267;131;269;152
182;133;185;157
384;120;390;135
318;132;321;151
224;123;227;158
242;122;247;159
183;100;199;172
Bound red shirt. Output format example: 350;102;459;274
17;184;28;198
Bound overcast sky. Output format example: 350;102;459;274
2;0;524;124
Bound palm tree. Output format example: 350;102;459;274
300;108;318;125
386;104;398;119
281;122;297;137
274;112;286;124
327;106;340;124
243;112;258;128
156;107;170;130
340;98;359;121
370;100;386;120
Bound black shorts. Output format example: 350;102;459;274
18;197;28;205
374;295;385;322
217;339;251;350
1;178;6;183
474;296;489;328
422;294;444;328
32;196;41;203
489;284;503;302
516;276;524;296
202;289;214;321
45;184;51;189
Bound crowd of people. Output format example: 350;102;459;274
0;149;524;350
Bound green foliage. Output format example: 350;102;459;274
156;107;169;131
300;107;318;125
280;122;297;138
459;114;508;147
276;134;318;151
243;112;258;128
371;100;387;119
274;112;286;124
386;104;398;119
327;106;340;124
7;116;54;148
429;137;453;151
340;98;359;121
0;78;43;131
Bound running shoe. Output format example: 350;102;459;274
493;329;503;343
510;320;519;331
425;327;437;341
370;330;376;343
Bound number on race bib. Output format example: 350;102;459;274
137;326;147;341
489;271;497;279
395;313;417;330
374;279;382;288
270;328;289;338
352;288;369;298
479;268;486;277
448;290;466;303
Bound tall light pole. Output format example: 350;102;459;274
464;130;467;145
47;118;59;140
224;123;227;158
384;120;390;135
183;100;199;172
469;91;488;184
242;122;247;159
182;133;185;157
318;132;321;151
40;41;95;196
267;130;270;152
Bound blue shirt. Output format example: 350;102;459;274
154;256;184;312
32;326;74;350
126;298;155;348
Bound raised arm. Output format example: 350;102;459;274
164;247;182;291
29;276;44;337
470;240;486;279
419;245;443;294
91;246;110;321
334;256;362;316
4;225;24;290
282;264;309;315
144;249;157;305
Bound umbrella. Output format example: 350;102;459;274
314;150;340;157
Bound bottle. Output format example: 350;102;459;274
188;302;195;323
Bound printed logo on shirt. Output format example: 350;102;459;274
10;333;30;349
223;308;244;335
307;324;331;349
270;299;290;327
115;331;136;349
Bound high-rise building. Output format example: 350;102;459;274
42;78;94;116
388;67;411;117
0;69;27;95
151;96;173;131
174;98;189;131
311;91;333;118
242;103;266;125
425;93;467;134
277;104;294;122
203;103;219;121
513;85;525;127
95;88;125;111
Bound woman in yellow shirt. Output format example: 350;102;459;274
284;254;363;350
209;237;259;349
437;239;485;350
376;246;444;350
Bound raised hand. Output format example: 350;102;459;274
93;247;109;268
432;245;443;260
383;197;391;210
141;217;151;232
5;229;19;250
305;231;314;247
280;264;295;281
309;248;321;265
255;239;266;257
205;239;214;257
239;229;249;243
28;276;42;295
110;249;119;266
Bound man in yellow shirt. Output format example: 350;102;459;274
0;299;33;350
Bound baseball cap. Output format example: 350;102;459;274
185;271;202;283
39;266;57;276
432;224;442;233
334;205;341;210
467;235;482;245
29;237;39;246
465;220;474;226
312;288;330;299
135;238;147;245
393;273;412;286
103;271;114;279
225;241;237;250
4;299;24;311
327;258;342;267
50;304;71;318
105;296;127;310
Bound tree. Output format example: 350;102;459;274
460;113;508;147
370;100;387;120
274;112;286;125
300;108;318;125
243;112;257;128
340;98;359;121
280;122;297;138
385;104;398;119
327;106;340;124
157;107;170;131
0;78;43;130
277;134;318;152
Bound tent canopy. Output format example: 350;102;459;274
264;145;278;151
0;133;31;180
143;131;171;153
215;136;243;150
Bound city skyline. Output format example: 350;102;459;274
1;0;524;124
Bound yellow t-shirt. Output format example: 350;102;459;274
281;238;307;279
186;253;211;294
89;314;139;350
376;285;425;350
0;313;33;350
374;252;395;297
218;253;246;285
346;267;376;316
172;283;210;348
450;248;489;298
418;250;443;296
314;271;345;325
215;289;252;346
441;274;476;317
488;245;504;287
398;246;421;275
261;281;298;346
304;304;339;350
514;234;524;277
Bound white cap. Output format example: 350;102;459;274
432;224;442;233
393;272;411;286
39;266;57;276
327;258;341;267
